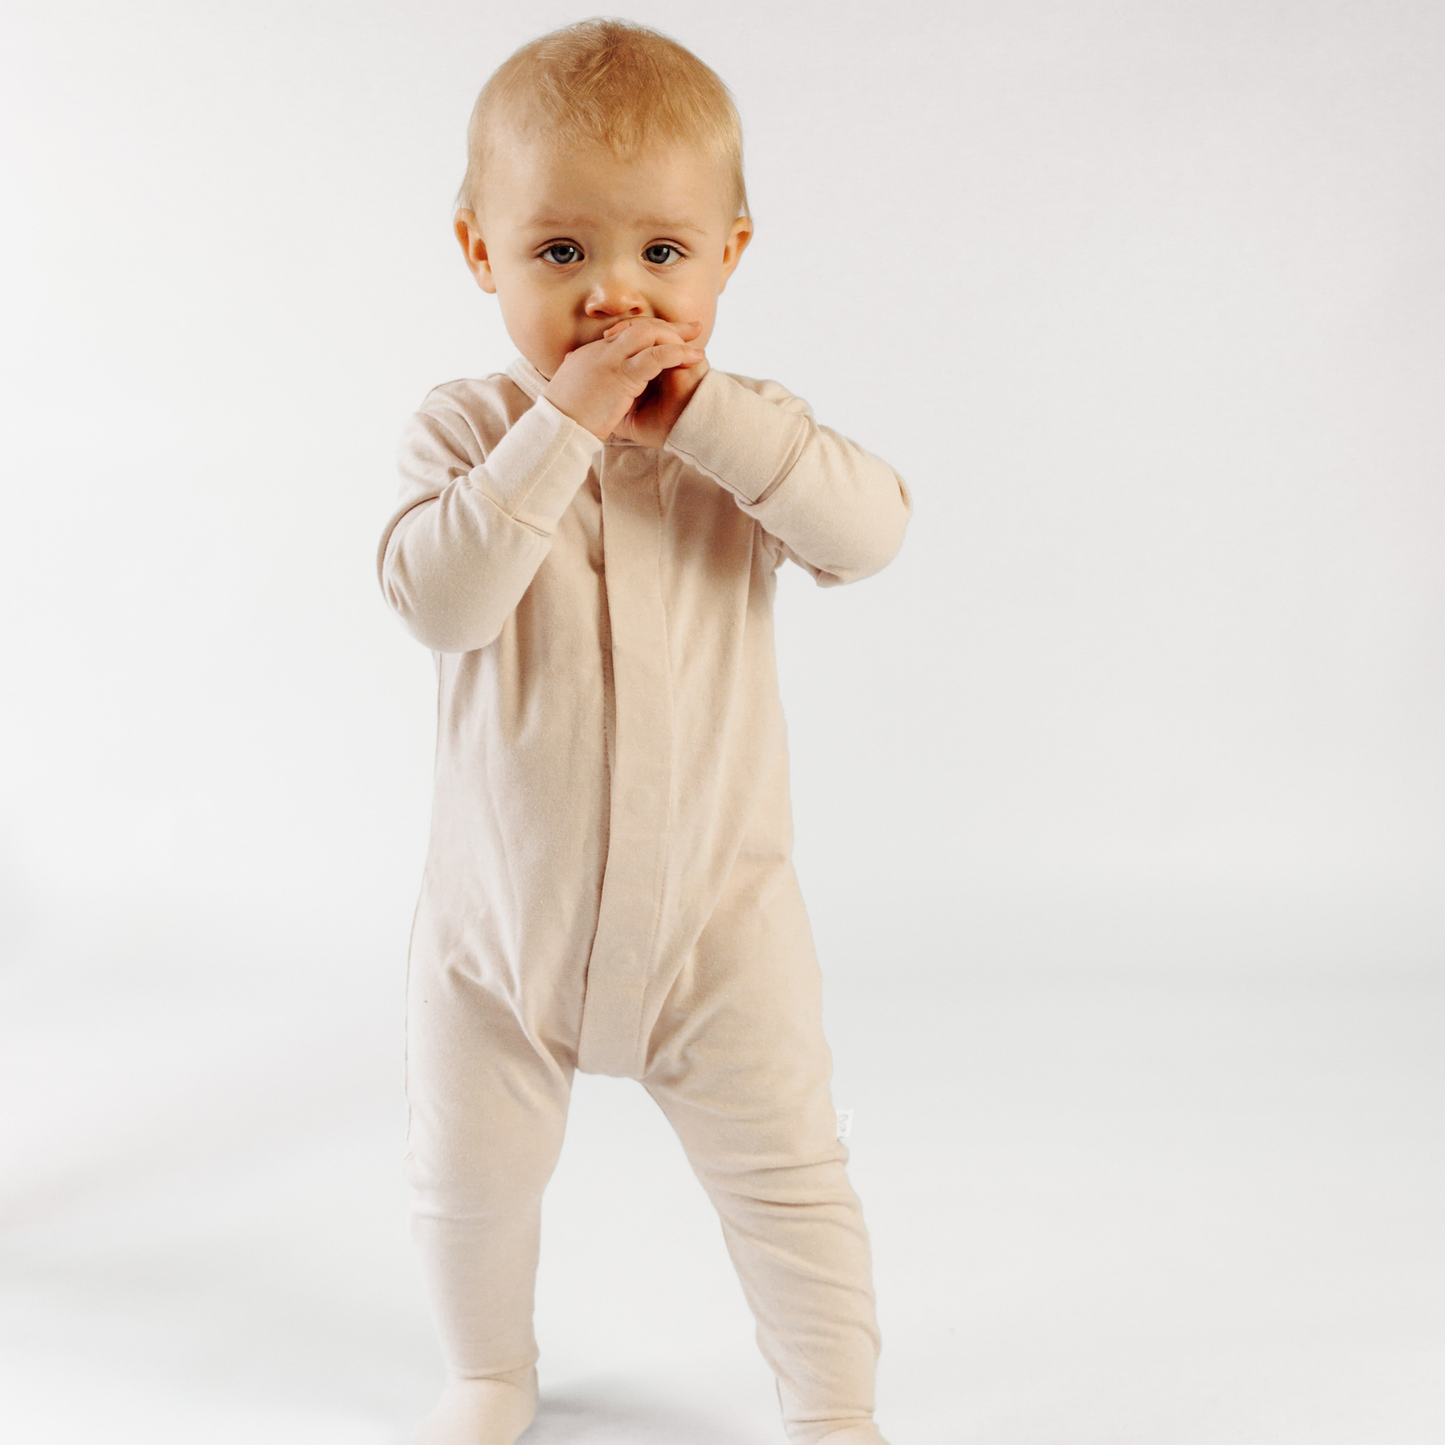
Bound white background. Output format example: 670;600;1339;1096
1;2;1442;1442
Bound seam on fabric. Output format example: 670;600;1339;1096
666;383;810;507
497;412;569;520
663;440;736;494
401;662;442;1149
632;453;678;1074
747;426;809;507
426;408;485;467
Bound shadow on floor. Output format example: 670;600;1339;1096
526;1381;774;1444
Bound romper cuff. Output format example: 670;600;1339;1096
474;394;604;535
664;369;811;505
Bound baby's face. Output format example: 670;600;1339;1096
456;134;752;379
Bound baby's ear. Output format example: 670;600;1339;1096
719;215;754;291
454;210;497;294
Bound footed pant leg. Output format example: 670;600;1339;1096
404;951;574;1378
642;856;881;1442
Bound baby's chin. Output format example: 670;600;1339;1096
511;343;562;381
497;326;568;380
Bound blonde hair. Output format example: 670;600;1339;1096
455;18;748;222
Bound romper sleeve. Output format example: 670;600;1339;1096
663;368;912;586
377;388;603;652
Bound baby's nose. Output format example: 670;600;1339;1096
583;276;647;318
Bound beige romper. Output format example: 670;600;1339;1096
377;356;911;1440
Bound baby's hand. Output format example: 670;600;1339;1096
544;318;707;446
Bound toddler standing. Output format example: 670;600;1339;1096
377;20;912;1445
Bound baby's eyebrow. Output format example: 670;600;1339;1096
633;216;708;234
523;213;709;236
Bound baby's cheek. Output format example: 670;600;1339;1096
684;312;715;351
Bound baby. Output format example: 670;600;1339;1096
377;19;911;1445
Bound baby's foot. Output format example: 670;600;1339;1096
408;1366;538;1445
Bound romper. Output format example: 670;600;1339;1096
378;356;911;1435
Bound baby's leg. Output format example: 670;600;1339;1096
404;951;574;1444
643;856;890;1445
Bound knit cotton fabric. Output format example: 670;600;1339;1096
378;357;910;1438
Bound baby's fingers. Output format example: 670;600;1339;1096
625;342;704;381
605;317;703;348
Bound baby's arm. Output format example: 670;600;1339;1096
377;393;601;652
664;371;912;585
380;325;705;652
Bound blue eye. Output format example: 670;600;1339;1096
542;243;581;264
644;244;678;264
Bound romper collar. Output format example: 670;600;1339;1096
505;355;548;402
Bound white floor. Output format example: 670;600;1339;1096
1;899;1442;1444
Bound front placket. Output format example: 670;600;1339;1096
576;444;676;1077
